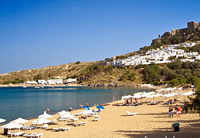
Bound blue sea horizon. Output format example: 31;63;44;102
0;86;152;123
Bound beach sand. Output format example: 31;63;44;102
0;90;200;138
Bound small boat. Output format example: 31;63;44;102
35;86;40;89
23;86;27;88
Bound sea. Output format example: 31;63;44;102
0;86;153;123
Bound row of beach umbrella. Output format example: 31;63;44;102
122;87;196;101
0;104;105;129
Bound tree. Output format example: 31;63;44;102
170;35;183;44
167;60;182;70
189;77;200;116
34;74;42;81
143;65;161;83
171;77;187;86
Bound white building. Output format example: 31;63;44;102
196;55;200;60
112;42;197;66
47;79;63;85
66;78;77;84
38;80;47;85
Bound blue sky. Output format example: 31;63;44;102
0;0;200;73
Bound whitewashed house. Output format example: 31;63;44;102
196;55;200;60
180;43;196;47
66;78;77;84
38;80;47;85
47;79;63;85
112;42;198;67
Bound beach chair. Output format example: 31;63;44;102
36;133;43;138
93;115;100;121
51;119;57;124
23;134;30;137
42;124;48;129
53;128;59;132
59;118;66;121
13;131;25;137
7;132;15;137
73;123;79;127
69;117;79;122
79;122;87;126
27;132;38;138
73;122;87;127
60;127;71;131
126;111;138;116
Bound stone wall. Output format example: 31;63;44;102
187;21;200;31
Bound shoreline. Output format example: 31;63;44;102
0;83;162;90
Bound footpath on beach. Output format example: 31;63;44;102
0;87;200;138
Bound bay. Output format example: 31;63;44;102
0;86;152;122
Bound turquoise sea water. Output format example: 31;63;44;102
0;86;152;123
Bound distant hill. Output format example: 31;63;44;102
1;21;200;87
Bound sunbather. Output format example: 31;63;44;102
169;105;173;117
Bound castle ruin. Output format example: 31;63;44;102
171;21;200;36
152;21;200;45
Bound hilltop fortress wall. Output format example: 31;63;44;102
171;21;200;36
152;21;200;44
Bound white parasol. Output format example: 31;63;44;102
0;123;22;129
10;117;28;124
38;111;52;119
32;118;52;125
57;110;70;116
0;118;6;123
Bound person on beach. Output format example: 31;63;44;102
176;105;181;117
46;108;50;113
169;105;173;117
69;107;73;112
86;102;89;107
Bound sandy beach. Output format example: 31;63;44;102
0;89;200;138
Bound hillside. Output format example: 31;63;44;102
0;61;143;86
1;21;200;87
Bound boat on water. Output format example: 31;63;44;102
22;86;27;88
35;86;40;89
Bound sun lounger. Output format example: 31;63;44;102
21;125;36;130
73;122;87;127
53;127;71;132
25;132;43;138
93;115;100;121
68;118;79;122
13;131;25;137
8;131;25;137
59;118;66;121
51;119;57;124
72;112;82;116
8;132;15;137
53;128;59;132
41;124;48;129
59;127;71;131
36;133;43;138
126;111;138;116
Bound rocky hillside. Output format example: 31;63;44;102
0;62;95;84
0;61;143;86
